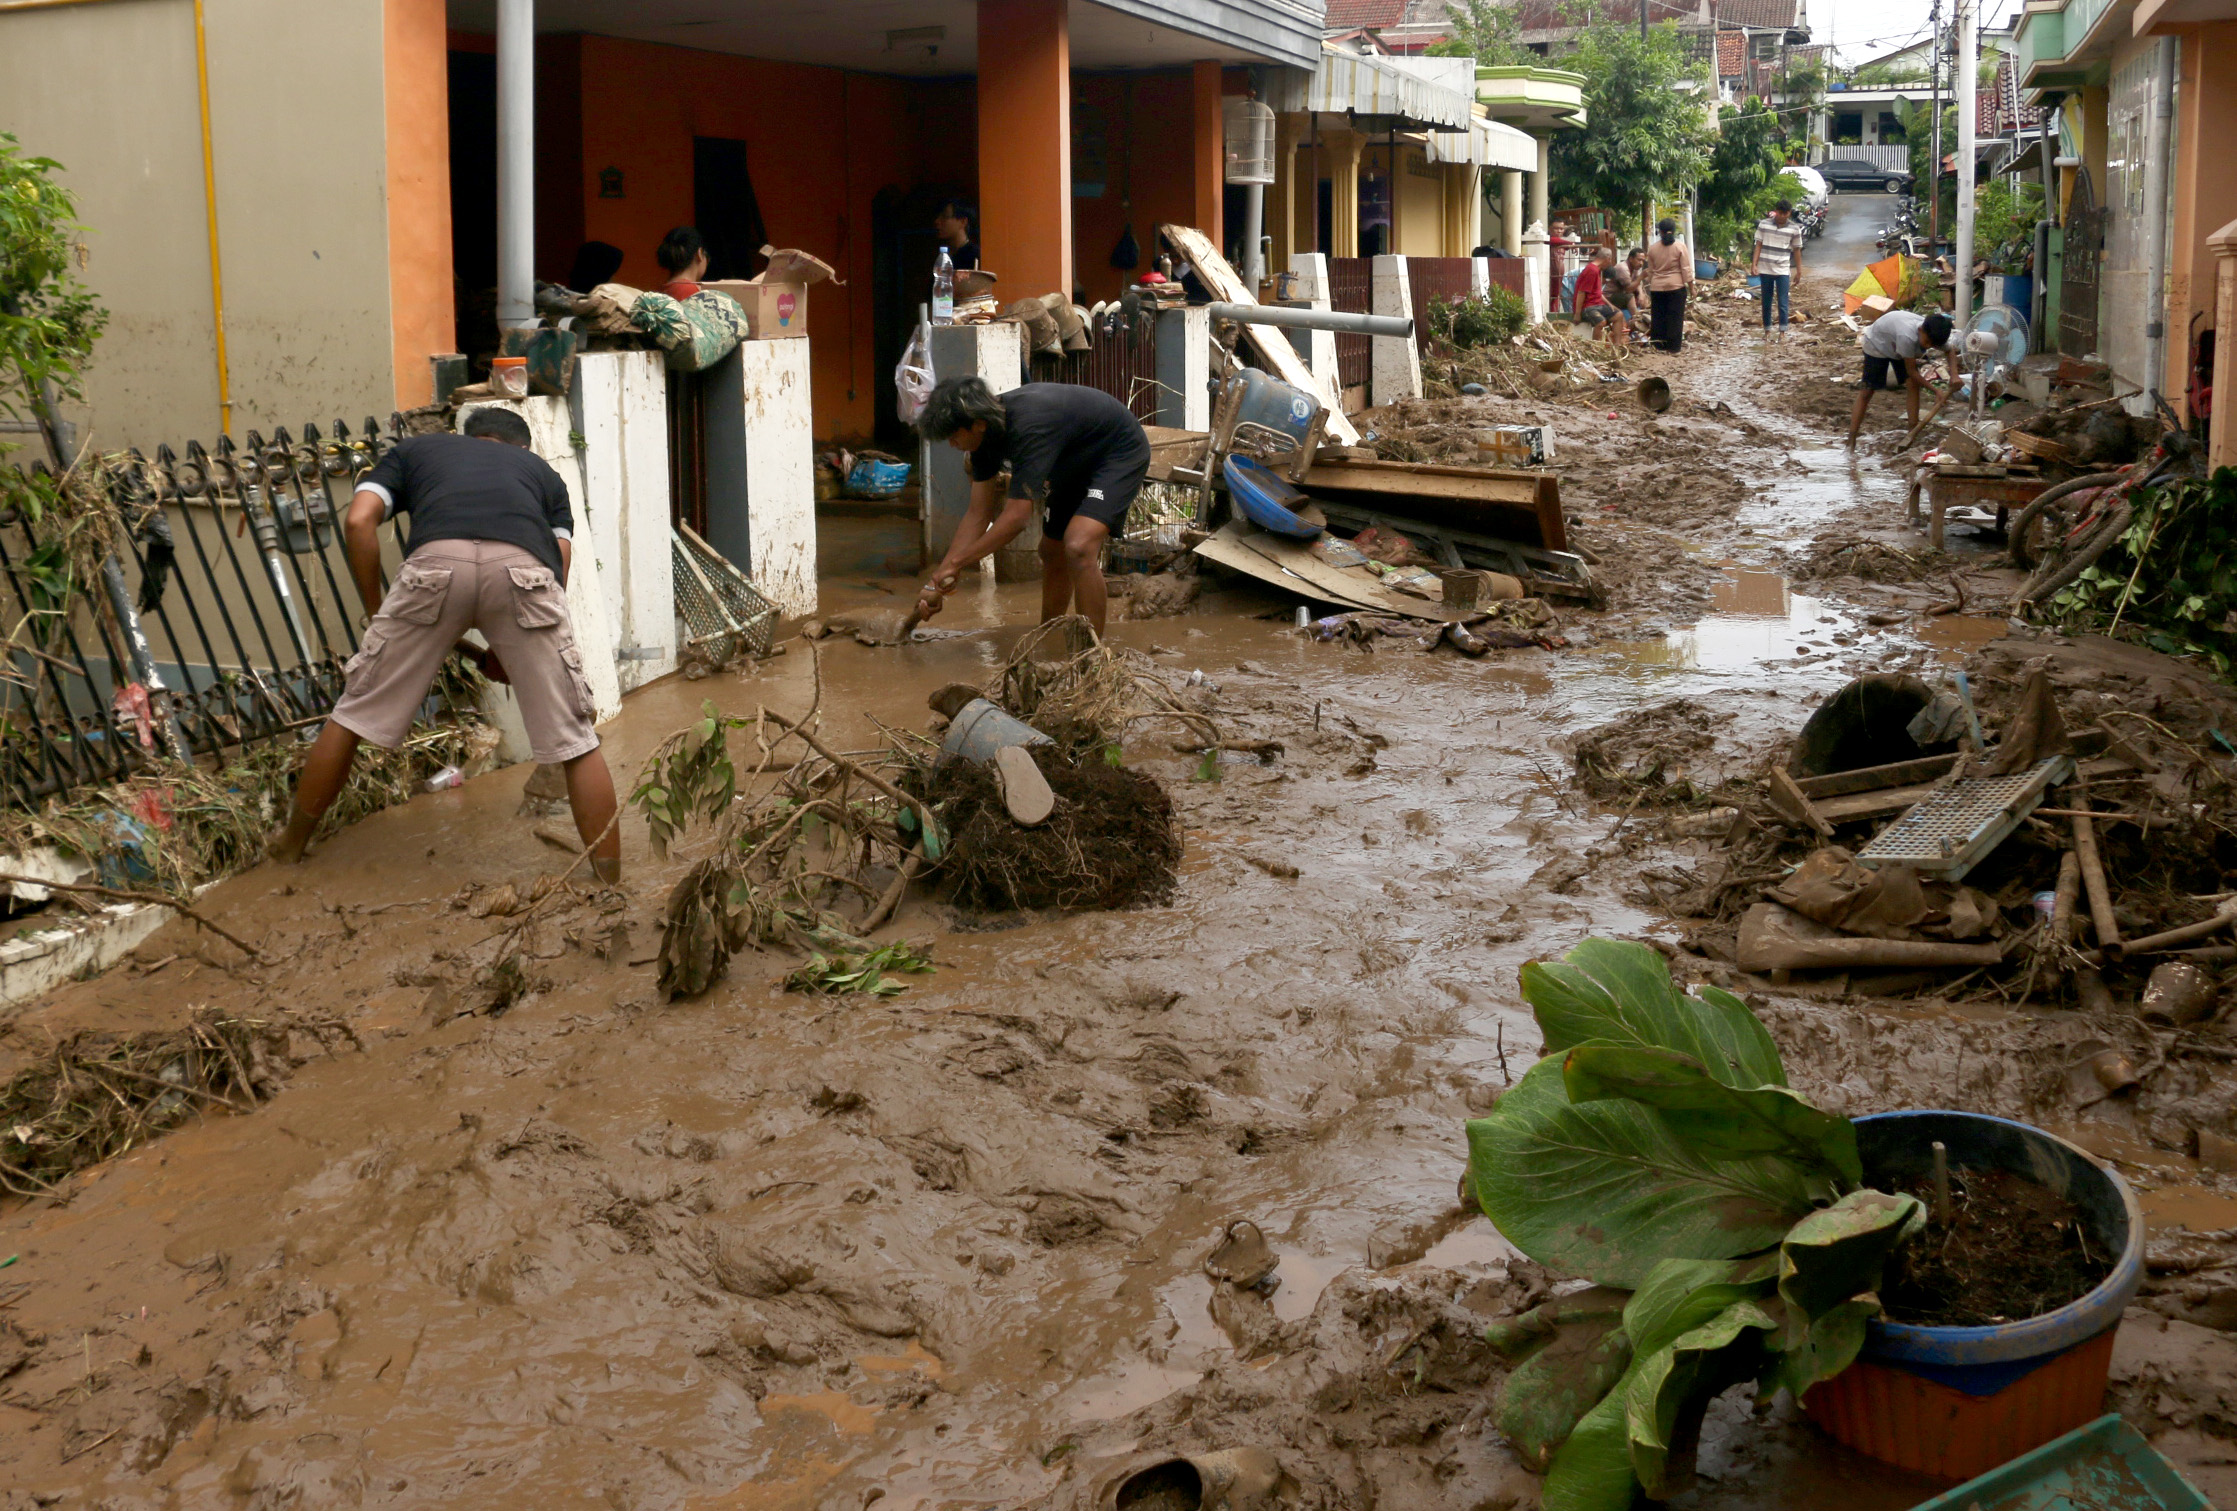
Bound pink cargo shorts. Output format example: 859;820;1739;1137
329;539;600;764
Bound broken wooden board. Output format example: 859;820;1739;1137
1159;223;1360;446
1143;425;1208;482
1194;520;1462;621
1297;456;1566;552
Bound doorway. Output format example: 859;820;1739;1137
693;137;769;281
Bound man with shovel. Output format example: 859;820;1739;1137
911;376;1151;637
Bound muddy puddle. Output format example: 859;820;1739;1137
7;197;2236;1511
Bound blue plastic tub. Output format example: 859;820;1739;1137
1695;258;1721;280
1223;455;1323;540
1854;1110;2143;1393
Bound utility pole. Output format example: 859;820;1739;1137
1955;0;1977;324
1928;0;1943;246
1640;0;1648;40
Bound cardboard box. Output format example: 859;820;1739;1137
704;280;809;340
1859;294;1895;324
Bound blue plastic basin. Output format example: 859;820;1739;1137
1854;1111;2144;1394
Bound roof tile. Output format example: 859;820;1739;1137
1324;0;1410;29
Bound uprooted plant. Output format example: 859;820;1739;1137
631;690;941;1001
1467;938;1924;1511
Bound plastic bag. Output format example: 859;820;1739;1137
894;325;934;426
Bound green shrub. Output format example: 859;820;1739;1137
1436;287;1531;348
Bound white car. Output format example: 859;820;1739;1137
1786;165;1830;208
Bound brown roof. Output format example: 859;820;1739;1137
1324;0;1409;29
1716;30;1745;75
1713;0;1799;28
1516;0;1701;29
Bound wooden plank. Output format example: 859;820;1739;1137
1142;426;1208;483
1767;767;1835;838
1194;520;1456;621
1298;462;1564;551
1793;732;2114;803
1160;223;1361;446
1794;754;1960;800
1814;782;1941;825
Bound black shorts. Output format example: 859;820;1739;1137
1862;354;1911;391
1043;447;1150;540
1579;303;1619;327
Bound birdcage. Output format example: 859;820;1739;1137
1222;99;1276;186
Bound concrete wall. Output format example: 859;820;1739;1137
2161;21;2237;417
572;351;676;692
0;0;403;452
703;341;818;619
2099;36;2159;393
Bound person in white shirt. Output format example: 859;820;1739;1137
1751;201;1807;336
1848;309;1955;447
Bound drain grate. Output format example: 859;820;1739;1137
1857;755;2073;881
672;525;776;664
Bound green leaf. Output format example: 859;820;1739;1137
1523;939;1786;1088
1775;1187;1924;1328
1623;1298;1782;1498
1494;1299;1634;1471
1540;1388;1640;1511
1765;1296;1876;1404
1562;1044;1861;1187
1622;1253;1779;1357
1467;1057;1819;1288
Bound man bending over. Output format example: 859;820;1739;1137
267;406;622;881
913;377;1151;637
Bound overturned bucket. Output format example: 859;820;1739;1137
1636;375;1672;414
938;698;1053;767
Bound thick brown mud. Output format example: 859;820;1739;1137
5;196;2237;1511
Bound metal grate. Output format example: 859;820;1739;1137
1857;755;2073;881
672;524;776;664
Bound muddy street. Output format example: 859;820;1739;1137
4;193;2235;1511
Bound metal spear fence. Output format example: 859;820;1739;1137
0;412;455;812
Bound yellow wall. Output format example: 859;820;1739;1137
0;0;399;451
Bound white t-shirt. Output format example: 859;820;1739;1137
1754;217;1806;276
1861;310;1931;360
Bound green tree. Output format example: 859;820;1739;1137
1696;99;1787;256
0;133;105;454
1431;0;1534;68
1548;26;1713;229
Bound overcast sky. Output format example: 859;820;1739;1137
1811;0;2027;65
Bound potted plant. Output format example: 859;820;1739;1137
1465;939;2142;1508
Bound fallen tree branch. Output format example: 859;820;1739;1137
0;872;261;962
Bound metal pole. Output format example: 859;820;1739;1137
1929;0;1943;246
2141;36;2176;405
1639;0;1647;39
1206;301;1414;338
1954;0;1977;325
1242;183;1266;288
2034;102;2058;338
496;0;536;331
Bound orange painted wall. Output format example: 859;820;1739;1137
2162;20;2237;416
1191;61;1223;252
562;35;976;439
384;0;453;408
1071;71;1196;304
977;0;1073;298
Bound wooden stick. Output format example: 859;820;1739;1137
2051;850;2081;951
2071;813;2120;948
1767;767;1835;839
0;873;261;962
1904;383;1958;448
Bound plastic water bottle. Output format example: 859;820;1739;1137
931;245;955;325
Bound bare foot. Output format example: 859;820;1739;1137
590;855;622;885
265;818;313;865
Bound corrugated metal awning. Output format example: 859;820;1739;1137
1425;115;1540;171
1276;45;1477;131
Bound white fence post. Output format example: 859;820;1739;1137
1370;254;1422;405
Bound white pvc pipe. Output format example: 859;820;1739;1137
2141;36;2176;404
496;0;536;330
1954;0;1976;326
1241;183;1266;288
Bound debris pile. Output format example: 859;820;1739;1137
1594;641;2237;1047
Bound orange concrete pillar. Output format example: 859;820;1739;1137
2210;218;2237;471
978;0;1072;296
1192;60;1224;250
383;0;454;409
